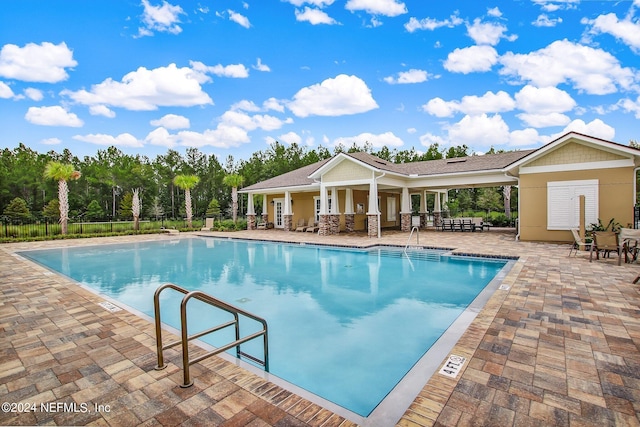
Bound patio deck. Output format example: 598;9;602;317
1;229;639;426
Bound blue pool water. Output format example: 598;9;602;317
21;237;507;417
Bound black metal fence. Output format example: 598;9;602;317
0;217;202;240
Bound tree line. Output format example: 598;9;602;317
1;140;516;225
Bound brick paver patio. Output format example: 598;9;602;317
1;229;639;426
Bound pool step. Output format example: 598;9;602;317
371;248;444;262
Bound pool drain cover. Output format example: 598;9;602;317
236;297;251;303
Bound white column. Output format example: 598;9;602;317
443;190;448;210
344;188;354;214
434;191;441;211
367;178;378;214
330;187;340;214
247;193;255;215
284;191;291;215
262;194;267;212
400;187;411;213
319;185;329;214
420;190;427;212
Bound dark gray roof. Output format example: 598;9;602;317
242;158;331;191
242;150;536;192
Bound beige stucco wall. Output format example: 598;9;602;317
263;189;400;232
519;167;634;242
526;141;626;168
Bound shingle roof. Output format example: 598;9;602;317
242;150;535;192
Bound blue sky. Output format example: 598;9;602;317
1;0;639;162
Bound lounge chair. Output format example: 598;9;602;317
295;218;306;232
306;218;319;233
589;231;620;263
569;228;591;256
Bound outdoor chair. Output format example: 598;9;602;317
306;219;319;233
461;219;473;232
201;217;214;231
295;218;306;232
569;228;591;257
589;231;620;264
618;227;640;264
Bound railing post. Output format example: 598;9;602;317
180;295;193;388
153;286;166;370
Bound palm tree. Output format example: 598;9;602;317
43;161;81;235
223;174;245;223
132;188;141;231
173;175;200;228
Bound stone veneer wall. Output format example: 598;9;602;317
433;211;442;228
420;212;427;229
344;214;355;232
283;214;293;232
367;214;378;238
400;213;412;232
329;214;340;235
262;213;268;224
318;214;331;236
247;214;256;230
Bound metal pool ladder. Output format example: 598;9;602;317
404;226;420;254
153;283;269;387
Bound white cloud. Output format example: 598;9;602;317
509;128;542;147
404;13;462;32
263;97;285;112
287;74;378;117
487;7;502;18
383;69;429;84
444;45;498;73
0;42;77;83
448;114;511;148
253;58;271;72
619;96;640;119
345;0;407;17
277;131;303;145
228;9;251;28
138;0;185;36
514;85;576;113
190;61;249;78
333;131;404;148
532;14;562;27
532;0;579;12
73;133;143;147
285;0;335;6
583;11;640;52
41;138;62;145
25;106;83;127
61;64;213;111
516;112;570;128
407;127;416;134
499;39;635;95
89;105;116;118
146;125;252;149
419;132;446;148
422;90;516;117
466;18;509;46
0;81;14;98
220;110;290;132
150;114;190;129
553;118;615;140
295;7;338;24
24;88;43;101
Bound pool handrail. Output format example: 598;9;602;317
153;282;269;387
403;226;420;254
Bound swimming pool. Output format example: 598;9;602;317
20;237;511;423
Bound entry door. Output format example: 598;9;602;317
274;199;284;228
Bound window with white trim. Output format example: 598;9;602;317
313;196;332;222
547;180;598;230
387;196;397;221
